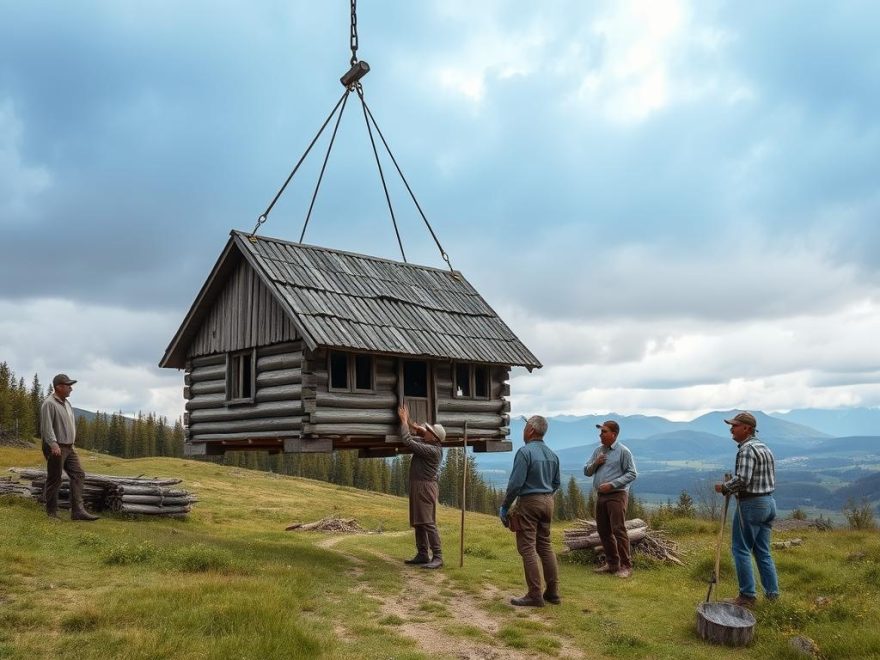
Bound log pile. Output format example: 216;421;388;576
0;476;32;497
563;518;683;565
8;468;197;516
285;517;365;533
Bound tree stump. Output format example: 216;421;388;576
696;602;755;646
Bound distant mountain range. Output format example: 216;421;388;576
479;408;880;513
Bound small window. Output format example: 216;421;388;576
453;362;491;399
474;365;489;398
227;350;255;402
403;361;428;397
329;351;349;390
455;363;471;397
354;354;373;391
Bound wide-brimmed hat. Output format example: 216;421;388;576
724;411;757;429
423;422;446;443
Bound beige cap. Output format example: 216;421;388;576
724;411;757;429
423;423;446;443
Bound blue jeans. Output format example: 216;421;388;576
731;496;779;598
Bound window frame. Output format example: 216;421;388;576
452;362;492;400
225;348;256;405
328;350;376;393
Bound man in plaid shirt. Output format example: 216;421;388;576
715;411;780;608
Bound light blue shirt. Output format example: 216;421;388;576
584;441;637;492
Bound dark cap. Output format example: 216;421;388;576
596;420;619;434
52;373;77;387
724;411;757;429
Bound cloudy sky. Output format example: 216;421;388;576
2;0;879;422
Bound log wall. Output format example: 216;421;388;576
184;341;303;453
434;362;511;440
187;260;298;358
300;349;399;444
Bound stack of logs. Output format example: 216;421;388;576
9;468;197;516
563;518;683;565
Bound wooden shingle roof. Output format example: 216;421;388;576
160;231;541;370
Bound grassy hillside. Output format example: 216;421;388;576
2;444;879;659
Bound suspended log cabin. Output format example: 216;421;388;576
159;231;542;458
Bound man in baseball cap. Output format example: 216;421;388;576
715;411;779;608
40;374;98;521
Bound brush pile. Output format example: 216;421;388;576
285;518;365;533
8;468;197;517
563;518;683;565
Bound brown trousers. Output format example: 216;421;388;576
410;479;441;557
514;494;558;599
596;490;631;569
42;443;86;514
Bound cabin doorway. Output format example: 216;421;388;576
401;359;433;425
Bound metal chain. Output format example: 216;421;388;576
350;0;358;65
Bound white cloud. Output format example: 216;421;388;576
0;298;182;420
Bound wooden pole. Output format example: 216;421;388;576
707;473;732;602
459;421;468;568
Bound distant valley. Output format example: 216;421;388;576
476;408;880;513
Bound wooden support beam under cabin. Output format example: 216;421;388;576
189;430;300;443
357;447;399;458
472;440;514;453
284;437;333;453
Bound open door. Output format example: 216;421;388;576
400;359;433;425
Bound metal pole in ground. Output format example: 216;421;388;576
459;421;468;568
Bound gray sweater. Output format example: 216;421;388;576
41;395;77;446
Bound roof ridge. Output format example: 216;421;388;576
232;230;462;278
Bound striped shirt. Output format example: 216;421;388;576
722;436;775;496
40;394;77;446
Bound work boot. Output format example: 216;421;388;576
543;591;561;605
47;511;61;520
420;556;443;569
510;595;545;607
724;594;756;609
71;510;99;522
404;553;430;565
615;567;633;579
593;563;617;574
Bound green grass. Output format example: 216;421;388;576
3;444;880;659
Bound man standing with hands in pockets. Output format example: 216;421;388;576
584;420;637;578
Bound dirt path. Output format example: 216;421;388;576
318;533;583;659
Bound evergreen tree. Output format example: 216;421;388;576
565;476;587;520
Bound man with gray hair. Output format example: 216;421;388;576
500;414;561;607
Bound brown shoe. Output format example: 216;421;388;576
593;563;617;574
71;510;99;522
404;554;430;565
543;591;561;605
724;595;756;609
419;556;443;569
510;596;545;607
615;567;632;579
